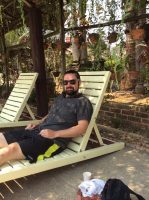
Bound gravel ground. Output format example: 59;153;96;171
99;124;149;154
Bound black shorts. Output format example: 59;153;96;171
4;128;59;163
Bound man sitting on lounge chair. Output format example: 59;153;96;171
0;70;93;165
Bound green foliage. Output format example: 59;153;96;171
79;0;87;17
104;46;126;89
88;29;107;61
66;53;73;69
5;27;28;46
45;45;61;72
18;0;25;28
79;60;105;71
140;67;149;83
105;51;125;73
123;0;146;19
0;5;3;26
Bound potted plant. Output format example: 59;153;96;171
88;33;99;44
52;71;60;77
135;68;146;94
131;28;145;40
135;81;145;94
107;31;118;43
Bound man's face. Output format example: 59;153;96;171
63;73;80;96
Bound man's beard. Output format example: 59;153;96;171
64;87;78;96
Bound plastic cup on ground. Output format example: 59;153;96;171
83;172;92;181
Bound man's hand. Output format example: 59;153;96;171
25;124;37;130
39;129;57;139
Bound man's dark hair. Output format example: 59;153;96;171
64;70;80;80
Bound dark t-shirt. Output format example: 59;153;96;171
38;93;93;147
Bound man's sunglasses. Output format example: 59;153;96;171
63;79;78;85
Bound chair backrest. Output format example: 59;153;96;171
67;71;111;152
79;71;110;120
0;73;38;122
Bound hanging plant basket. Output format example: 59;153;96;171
135;83;145;94
72;36;79;44
65;36;71;43
131;29;144;40
88;33;99;44
128;70;140;80
107;31;118;43
52;71;60;77
56;40;61;50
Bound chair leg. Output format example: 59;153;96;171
25;104;35;120
94;124;104;145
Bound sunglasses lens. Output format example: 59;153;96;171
63;80;68;85
63;79;77;85
69;80;76;84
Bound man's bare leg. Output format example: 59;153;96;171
0;142;25;166
0;132;8;147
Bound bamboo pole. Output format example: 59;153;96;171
65;13;149;32
59;0;66;74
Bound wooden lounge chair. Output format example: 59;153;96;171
0;71;124;183
0;73;39;128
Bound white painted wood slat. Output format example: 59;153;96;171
14;84;31;89
0;113;15;121
5;100;22;107
9;92;27;98
72;136;83;144
12;88;29;93
80;82;104;89
0;117;9;122
67;142;81;152
81;76;105;82
79;71;107;75
1;109;17;117
16;79;36;84
63;149;76;155
80;89;101;97
7;96;25;103
2;105;19;112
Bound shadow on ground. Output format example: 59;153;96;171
0;147;148;200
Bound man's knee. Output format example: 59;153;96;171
0;142;25;165
8;143;20;153
0;143;17;156
0;132;8;147
0;143;24;160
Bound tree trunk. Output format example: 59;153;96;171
121;0;147;90
59;0;65;74
0;29;9;96
29;7;48;117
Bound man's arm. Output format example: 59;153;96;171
39;120;89;139
25;115;48;130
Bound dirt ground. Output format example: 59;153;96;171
0;147;148;200
105;91;149;105
99;124;149;154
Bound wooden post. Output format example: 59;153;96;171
1;28;9;96
28;7;48;117
59;0;66;74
